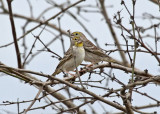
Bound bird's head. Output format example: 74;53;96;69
71;31;87;42
71;32;84;47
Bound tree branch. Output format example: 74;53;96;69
7;0;22;68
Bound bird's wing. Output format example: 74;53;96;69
56;48;73;69
53;48;73;75
84;40;107;57
84;40;118;63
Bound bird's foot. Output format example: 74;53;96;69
85;63;94;69
65;72;76;77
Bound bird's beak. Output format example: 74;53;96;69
70;34;74;39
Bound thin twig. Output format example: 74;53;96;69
24;86;43;114
99;0;128;66
67;30;85;89
7;0;22;68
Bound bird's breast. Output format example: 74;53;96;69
73;46;85;64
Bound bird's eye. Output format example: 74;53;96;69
75;33;78;35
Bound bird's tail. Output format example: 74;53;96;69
104;56;131;68
52;71;57;76
46;70;57;82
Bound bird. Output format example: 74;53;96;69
52;35;85;76
70;31;129;66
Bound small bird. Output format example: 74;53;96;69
52;36;85;76
70;31;128;66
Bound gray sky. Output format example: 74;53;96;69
0;0;160;113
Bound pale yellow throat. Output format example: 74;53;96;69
75;42;83;47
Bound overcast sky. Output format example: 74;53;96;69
0;0;160;113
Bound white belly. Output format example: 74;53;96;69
62;46;85;71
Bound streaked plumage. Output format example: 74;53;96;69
52;37;85;76
71;32;125;65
